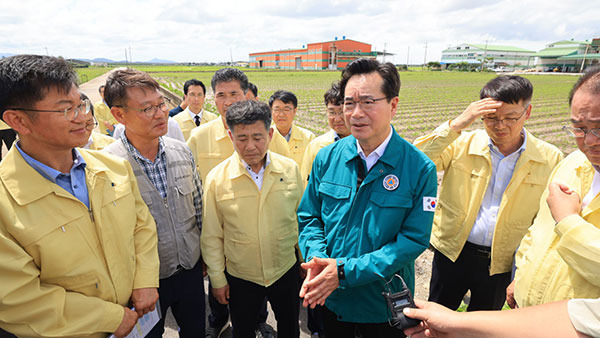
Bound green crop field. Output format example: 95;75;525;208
134;65;580;154
75;66;113;84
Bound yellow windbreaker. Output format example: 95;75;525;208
275;123;315;168
515;150;600;307
93;101;117;136
300;129;337;185
172;108;218;141
414;122;563;275
201;151;303;288
0;147;159;337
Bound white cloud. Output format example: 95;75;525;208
1;0;598;63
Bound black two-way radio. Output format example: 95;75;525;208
382;274;421;330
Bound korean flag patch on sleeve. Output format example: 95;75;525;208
423;197;437;212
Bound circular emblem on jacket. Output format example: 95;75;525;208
383;174;399;191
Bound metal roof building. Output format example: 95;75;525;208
441;43;535;68
532;39;594;72
249;38;390;70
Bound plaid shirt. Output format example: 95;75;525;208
120;133;203;228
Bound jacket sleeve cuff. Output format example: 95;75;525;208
554;213;583;237
438;120;462;138
133;267;160;289
305;251;328;263
98;302;125;333
209;272;228;289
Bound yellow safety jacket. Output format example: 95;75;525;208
0;147;159;337
414;122;563;274
515;150;600;307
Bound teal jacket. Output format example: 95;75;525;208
298;128;437;323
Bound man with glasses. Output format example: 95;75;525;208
269;90;315;167
301;81;350;185
512;67;600;308
79;92;116;151
298;58;437;337
173;79;218;141
102;69;205;337
414;75;563;311
0;55;159;337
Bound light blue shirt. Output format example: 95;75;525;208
467;130;527;247
15;142;90;208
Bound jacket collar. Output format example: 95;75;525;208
289;124;303;141
343;125;401;169
214;118;229;141
228;150;282;180
467;128;545;163
0;147;109;205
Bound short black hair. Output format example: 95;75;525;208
104;68;160;108
269;90;298;108
225;100;272;132
569;66;600;106
248;82;258;98
0;55;77;121
480;75;533;105
211;68;248;93
98;84;105;93
340;58;400;102
184;79;206;95
324;81;342;106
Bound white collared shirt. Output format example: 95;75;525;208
468;130;528;247
242;153;271;190
357;126;393;172
582;169;600;209
188;109;203;122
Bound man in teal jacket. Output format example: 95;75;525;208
298;58;437;337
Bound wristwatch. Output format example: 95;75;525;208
337;260;345;280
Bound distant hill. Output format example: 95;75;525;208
1;54;177;64
72;57;177;64
146;58;176;64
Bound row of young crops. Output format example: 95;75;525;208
145;68;579;155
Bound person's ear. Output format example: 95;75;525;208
111;106;127;125
2;110;33;135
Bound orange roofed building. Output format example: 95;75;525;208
249;38;378;70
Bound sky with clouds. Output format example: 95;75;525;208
1;0;599;64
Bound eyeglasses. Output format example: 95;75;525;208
116;97;170;118
482;106;528;127
327;110;344;117
343;97;387;112
8;99;91;121
563;125;600;139
272;107;294;114
85;116;99;131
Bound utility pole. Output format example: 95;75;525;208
423;41;428;69
383;42;387;63
44;47;49;55
580;43;590;73
481;40;488;72
230;48;233;65
407;46;410;67
125;48;128;64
